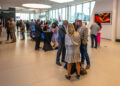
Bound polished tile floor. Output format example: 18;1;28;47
0;31;120;86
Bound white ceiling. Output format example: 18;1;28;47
0;0;93;10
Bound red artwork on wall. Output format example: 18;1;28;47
95;12;112;24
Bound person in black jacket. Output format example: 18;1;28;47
56;20;68;66
43;22;49;31
6;19;11;41
35;19;42;50
26;20;30;32
73;19;78;31
16;20;20;31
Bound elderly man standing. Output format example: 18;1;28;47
56;20;68;66
9;18;16;43
77;20;90;69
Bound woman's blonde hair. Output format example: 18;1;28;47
68;23;75;37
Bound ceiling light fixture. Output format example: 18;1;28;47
50;0;74;3
22;3;51;9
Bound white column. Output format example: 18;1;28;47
112;0;118;41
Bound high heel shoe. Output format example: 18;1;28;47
65;75;71;80
76;75;80;79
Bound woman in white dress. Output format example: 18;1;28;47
65;24;81;80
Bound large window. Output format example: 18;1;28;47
30;14;34;20
56;9;59;21
16;13;21;20
62;8;66;20
53;10;56;19
16;13;30;20
46;1;95;23
34;13;40;20
49;10;53;22
39;12;47;21
40;12;45;15
76;4;83;20
46;11;49;20
83;2;90;22
69;5;76;23
59;8;62;22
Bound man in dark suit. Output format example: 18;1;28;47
35;19;42;50
6;19;11;41
56;20;68;66
73;19;78;31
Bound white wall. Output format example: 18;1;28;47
89;0;113;40
116;0;120;39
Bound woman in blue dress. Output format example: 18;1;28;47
51;22;59;49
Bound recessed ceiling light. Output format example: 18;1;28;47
50;0;74;3
22;3;51;9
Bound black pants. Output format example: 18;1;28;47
56;44;66;63
35;36;41;50
91;34;97;48
26;27;29;31
7;30;11;40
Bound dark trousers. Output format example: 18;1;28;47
17;26;19;31
91;34;97;48
56;44;66;63
22;32;25;40
80;44;90;65
26;27;29;31
7;30;11;40
35;36;41;50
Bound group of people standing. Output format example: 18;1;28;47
6;19;25;42
56;20;91;80
6;18;16;43
2;17;102;80
34;20;59;50
56;19;102;80
90;21;102;48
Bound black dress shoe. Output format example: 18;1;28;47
56;62;62;66
65;75;71;80
76;75;80;79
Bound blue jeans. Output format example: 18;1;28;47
56;43;66;63
91;34;97;48
80;44;90;65
22;32;25;40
